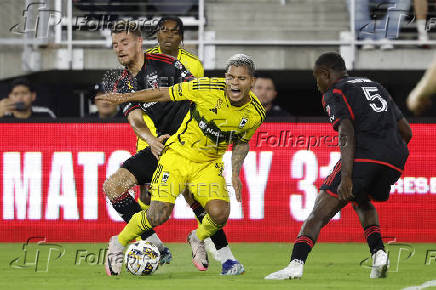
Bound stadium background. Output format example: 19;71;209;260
0;0;435;244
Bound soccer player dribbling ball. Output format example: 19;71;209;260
265;52;412;280
99;53;265;276
103;20;243;276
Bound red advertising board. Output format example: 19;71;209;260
0;122;435;243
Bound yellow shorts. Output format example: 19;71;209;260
150;148;229;207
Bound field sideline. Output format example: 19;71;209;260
2;242;435;290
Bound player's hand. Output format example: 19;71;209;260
337;176;353;201
0;98;16;117
95;93;126;104
232;175;243;202
148;134;170;159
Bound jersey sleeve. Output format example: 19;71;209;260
173;59;195;83
112;74;142;117
168;78;205;102
381;86;404;121
324;87;355;131
195;60;205;78
239;124;261;143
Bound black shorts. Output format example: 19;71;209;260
120;147;158;185
320;161;402;202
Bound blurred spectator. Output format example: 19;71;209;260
347;0;411;50
253;74;291;118
88;83;123;119
407;55;436;115
0;78;55;119
414;0;429;43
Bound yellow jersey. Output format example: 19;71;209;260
167;77;265;162
145;46;204;78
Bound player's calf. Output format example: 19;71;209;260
146;201;174;227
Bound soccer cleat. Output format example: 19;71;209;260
221;259;245;276
159;246;173;265
187;230;209;271
105;236;125;276
370;249;389;278
264;259;304;280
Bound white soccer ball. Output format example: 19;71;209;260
124;241;160;275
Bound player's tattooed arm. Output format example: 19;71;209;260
231;142;250;202
337;119;355;201
96;87;171;104
146;201;174;227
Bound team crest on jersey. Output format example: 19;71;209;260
174;60;183;70
239;117;248;128
147;72;159;89
161;172;170;183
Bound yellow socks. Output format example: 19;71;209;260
118;210;152;247
195;213;223;241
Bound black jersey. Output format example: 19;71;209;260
322;76;409;171
113;53;193;136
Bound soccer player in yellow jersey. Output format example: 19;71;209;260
98;54;265;276
145;16;204;78
137;16;239;270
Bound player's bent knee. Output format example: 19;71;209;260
104;168;137;201
205;200;230;226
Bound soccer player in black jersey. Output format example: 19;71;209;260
104;22;241;276
266;52;412;280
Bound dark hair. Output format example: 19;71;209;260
157;16;184;41
315;52;347;72
10;78;34;92
111;20;143;38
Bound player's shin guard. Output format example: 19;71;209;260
364;225;385;254
290;235;315;263
111;191;142;223
196;214;223;241
118;211;152;247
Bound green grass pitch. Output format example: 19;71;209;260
2;242;436;290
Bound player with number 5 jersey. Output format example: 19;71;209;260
265;52;412;281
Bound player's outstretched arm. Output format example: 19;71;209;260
337;119;355;201
397;117;412;144
96;87;171;104
231;142;250;202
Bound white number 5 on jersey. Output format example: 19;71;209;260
362;87;388;112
